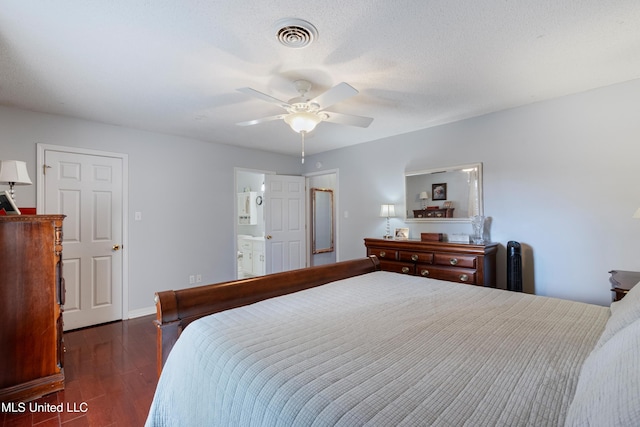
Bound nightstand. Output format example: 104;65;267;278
609;270;640;301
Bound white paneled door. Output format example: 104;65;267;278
41;148;124;330
264;174;306;274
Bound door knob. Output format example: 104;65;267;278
265;235;272;240
112;244;121;251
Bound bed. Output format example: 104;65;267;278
146;256;639;426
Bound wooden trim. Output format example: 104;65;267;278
0;372;64;403
154;256;381;376
0;214;64;221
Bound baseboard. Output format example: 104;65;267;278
128;306;156;319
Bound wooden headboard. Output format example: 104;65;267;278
154;256;380;376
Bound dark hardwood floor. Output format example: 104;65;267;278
1;315;158;427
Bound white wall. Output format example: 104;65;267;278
3;78;639;311
0;106;301;314
305;79;640;306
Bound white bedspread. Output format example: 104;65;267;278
146;271;609;427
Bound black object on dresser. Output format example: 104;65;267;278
365;238;498;287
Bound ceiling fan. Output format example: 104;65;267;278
236;80;373;163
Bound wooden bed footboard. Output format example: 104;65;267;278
154;256;380;376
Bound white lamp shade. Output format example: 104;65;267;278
379;204;396;217
0;160;32;185
419;191;429;200
284;112;322;133
633;207;640;219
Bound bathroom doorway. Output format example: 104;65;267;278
235;169;267;279
235;168;307;278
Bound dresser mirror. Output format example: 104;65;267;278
405;163;483;222
311;188;334;253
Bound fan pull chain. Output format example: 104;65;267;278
300;131;305;164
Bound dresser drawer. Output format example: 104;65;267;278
367;246;397;261
364;238;498;287
416;265;477;284
380;260;415;275
398;251;433;264
433;253;477;268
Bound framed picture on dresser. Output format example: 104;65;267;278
0;191;20;215
394;228;409;240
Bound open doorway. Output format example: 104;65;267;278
235;169;267;279
234;169;307;278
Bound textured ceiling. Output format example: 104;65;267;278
1;1;639;157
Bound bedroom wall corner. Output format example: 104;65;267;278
0;106;302;316
304;78;640;306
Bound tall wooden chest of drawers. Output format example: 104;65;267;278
365;238;498;287
0;215;65;402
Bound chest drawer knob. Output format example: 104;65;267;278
411;254;419;261
420;269;430;277
401;266;411;274
449;258;458;265
459;274;469;282
379;251;386;258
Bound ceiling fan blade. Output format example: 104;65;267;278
237;87;290;109
236;114;287;126
323;111;373;128
310;82;359;110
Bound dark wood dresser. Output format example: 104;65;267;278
609;270;640;302
0;215;65;402
413;208;454;218
365;238;498;287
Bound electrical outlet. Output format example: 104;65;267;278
196;274;202;283
189;275;195;284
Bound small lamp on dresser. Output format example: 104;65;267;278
419;192;429;209
0;160;32;201
380;204;396;239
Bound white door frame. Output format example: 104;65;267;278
304;168;340;265
36;143;130;320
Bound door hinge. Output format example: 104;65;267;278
43;164;52;175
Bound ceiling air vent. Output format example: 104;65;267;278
273;18;318;48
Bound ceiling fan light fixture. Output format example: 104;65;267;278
284;112;322;133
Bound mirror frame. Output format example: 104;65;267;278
311;188;335;254
404;162;483;223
